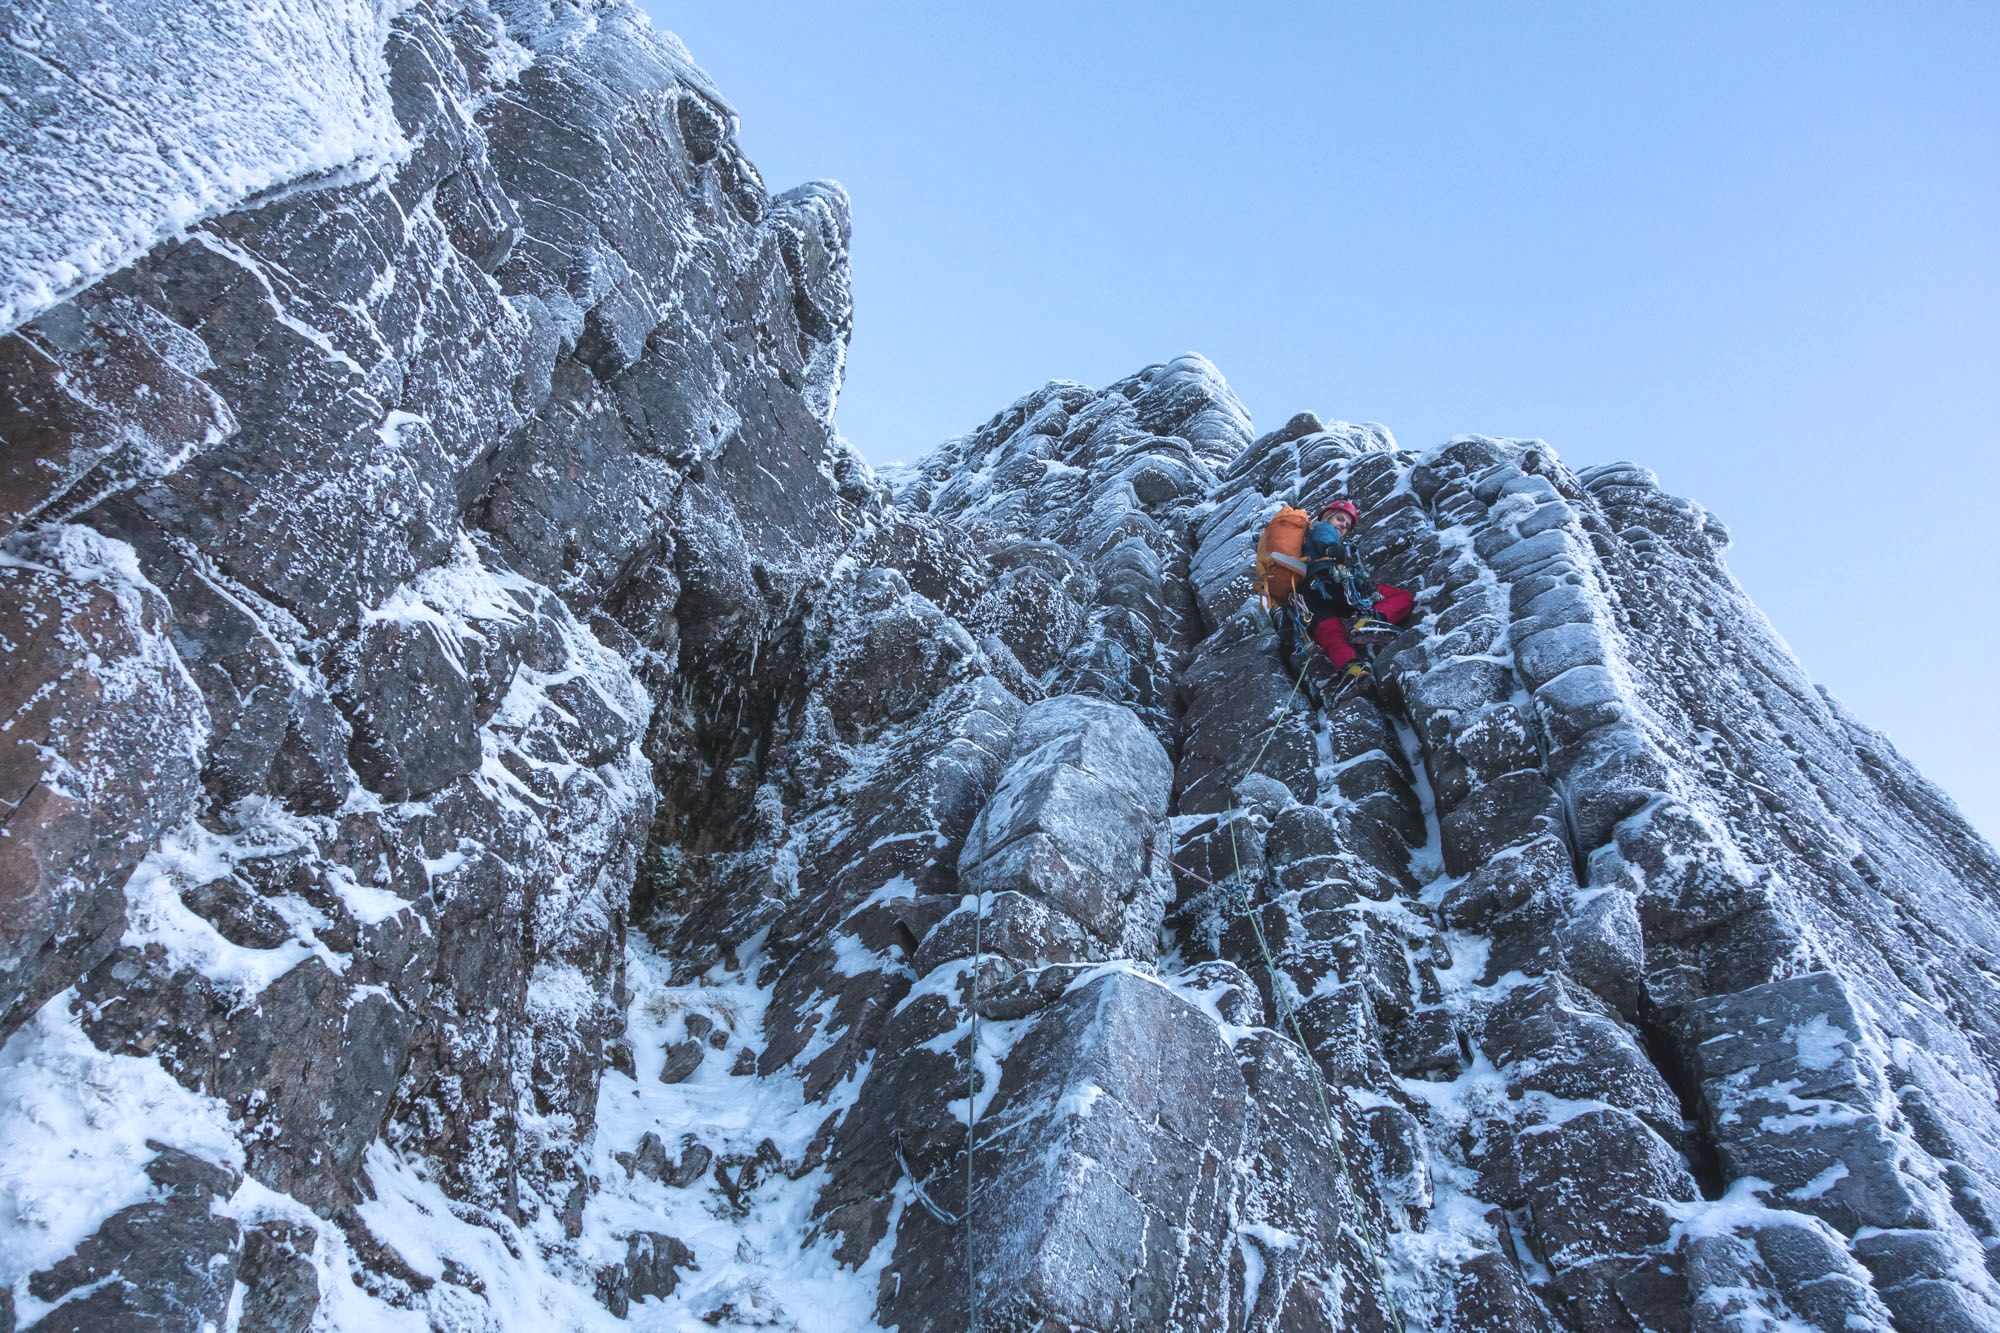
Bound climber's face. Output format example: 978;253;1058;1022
1329;511;1356;538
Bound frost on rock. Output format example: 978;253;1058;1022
0;524;207;1034
6;0;2000;1328
0;996;241;1326
0;0;847;1323
0;0;409;333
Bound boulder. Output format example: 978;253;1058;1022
1677;972;1929;1235
958;696;1172;958
880;972;1247;1331
26;1146;242;1332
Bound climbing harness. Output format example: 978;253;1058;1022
1270;592;1314;671
1221;653;1411;1333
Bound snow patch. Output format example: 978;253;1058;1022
0;994;240;1291
120;813;346;998
1791;1014;1851;1072
582;937;890;1329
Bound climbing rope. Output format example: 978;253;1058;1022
965;889;983;1332
1221;651;1411;1333
953;629;1405;1331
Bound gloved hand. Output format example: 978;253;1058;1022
1308;521;1349;563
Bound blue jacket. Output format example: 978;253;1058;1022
1303;522;1375;611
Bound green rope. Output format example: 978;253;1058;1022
959;622;1406;1331
966;889;983;1331
1223;651;1410;1333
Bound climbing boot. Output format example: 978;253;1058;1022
1325;661;1374;708
1348;615;1399;646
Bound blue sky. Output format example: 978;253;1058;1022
645;2;1999;839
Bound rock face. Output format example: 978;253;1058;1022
4;4;2000;1331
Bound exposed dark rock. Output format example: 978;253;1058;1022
237;1220;322;1333
1482;976;1684;1146
1439;769;1566;879
335;614;483;801
618;1130;672;1182
1678;971;1934;1234
1517;1109;1695;1316
0;526;206;1038
595;1263;631;1318
667;1139;716;1188
1452;1250;1556;1332
873;971;1279;1331
6;3;2000;1329
26;1145;243;1332
657;1038;705;1084
625;1231;697;1302
79;947;416;1211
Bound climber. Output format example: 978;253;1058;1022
1298;500;1414;703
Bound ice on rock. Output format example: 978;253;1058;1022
7;0;2000;1327
0;524;209;1034
0;0;410;333
958;696;1174;959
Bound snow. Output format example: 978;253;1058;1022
1237;1232;1266;1320
1791;1161;1850;1201
0;0;415;333
111;928;897;1333
119;810;353;998
0;526;210;782
1054;1082;1105;1120
364;534;533;657
828;928;888;980
0;522;144;586
856;873;921;909
352;1142;614;1331
1236;1222;1305;1322
9;1;2000;1316
580;935;891;1330
1791;1013;1851;1072
0;993;241;1298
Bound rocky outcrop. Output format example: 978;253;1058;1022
6;3;2000;1331
3;0;855;1326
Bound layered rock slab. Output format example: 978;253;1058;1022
8;0;2000;1326
1;0;856;1326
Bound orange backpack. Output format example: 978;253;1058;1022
1254;506;1312;608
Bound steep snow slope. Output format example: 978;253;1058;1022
4;3;2000;1331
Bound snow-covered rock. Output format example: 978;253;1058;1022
4;1;2000;1330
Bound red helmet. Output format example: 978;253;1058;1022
1319;499;1360;523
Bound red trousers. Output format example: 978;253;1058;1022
1310;583;1414;670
